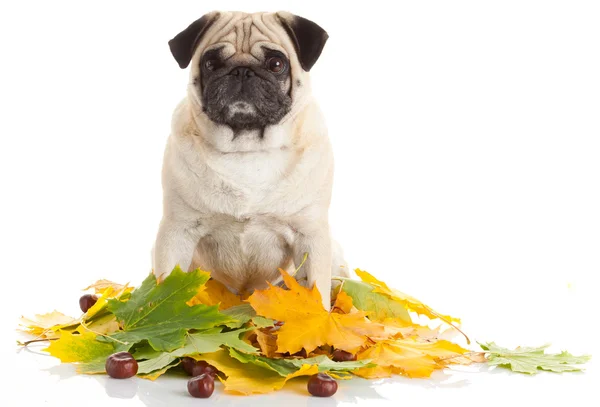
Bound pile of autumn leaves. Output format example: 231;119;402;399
19;268;486;394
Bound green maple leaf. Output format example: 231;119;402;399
131;327;257;376
106;267;234;352
221;303;275;329
44;330;115;364
480;342;591;374
137;353;180;375
221;304;256;328
337;277;411;322
228;348;375;377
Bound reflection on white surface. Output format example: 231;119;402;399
9;341;596;407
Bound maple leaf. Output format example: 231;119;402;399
331;290;354;314
44;330;114;364
221;303;256;328
480;342;591;374
19;311;80;339
83;279;127;294
251;316;275;328
106;267;233;352
187;278;243;310
80;314;120;336
354;338;469;379
338;278;411;323
354;269;461;324
138;360;181;380
194;349;319;395
229;348;374;376
122;327;258;380
248;270;386;354
256;328;278;357
84;284;132;321
76;360;108;375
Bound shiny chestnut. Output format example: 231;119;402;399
105;352;138;379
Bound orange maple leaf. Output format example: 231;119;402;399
332;291;354;314
187;278;243;310
247;270;386;354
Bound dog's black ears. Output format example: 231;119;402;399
168;12;220;69
277;12;328;72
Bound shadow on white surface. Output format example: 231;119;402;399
27;342;477;407
10;343;596;407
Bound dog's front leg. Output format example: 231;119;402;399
153;218;201;281
294;225;332;310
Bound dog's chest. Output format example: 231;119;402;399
182;146;296;216
193;213;295;291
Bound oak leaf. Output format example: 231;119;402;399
248;270;386;354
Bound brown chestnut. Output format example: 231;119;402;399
79;294;98;313
307;373;338;397
187;373;215;398
332;349;357;362
105;352;138;379
181;357;218;377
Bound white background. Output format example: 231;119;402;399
0;1;598;405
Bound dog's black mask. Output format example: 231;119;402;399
199;47;292;131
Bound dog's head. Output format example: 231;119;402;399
169;11;328;132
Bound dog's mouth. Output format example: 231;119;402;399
201;76;292;131
226;101;257;119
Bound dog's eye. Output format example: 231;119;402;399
204;59;218;71
266;57;285;73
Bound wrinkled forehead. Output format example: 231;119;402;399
196;13;291;63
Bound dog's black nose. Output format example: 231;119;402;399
229;67;255;78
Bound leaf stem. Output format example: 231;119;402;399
18;338;59;346
422;304;471;344
79;321;129;345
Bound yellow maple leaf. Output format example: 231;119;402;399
248;270;386;354
194;349;319;394
44;330;114;363
19;311;79;338
186;278;243;310
83;279;127;294
355;269;461;324
354;337;469;379
80;314;120;336
332;291;354;314
85;284;132;320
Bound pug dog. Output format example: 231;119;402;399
152;11;349;309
